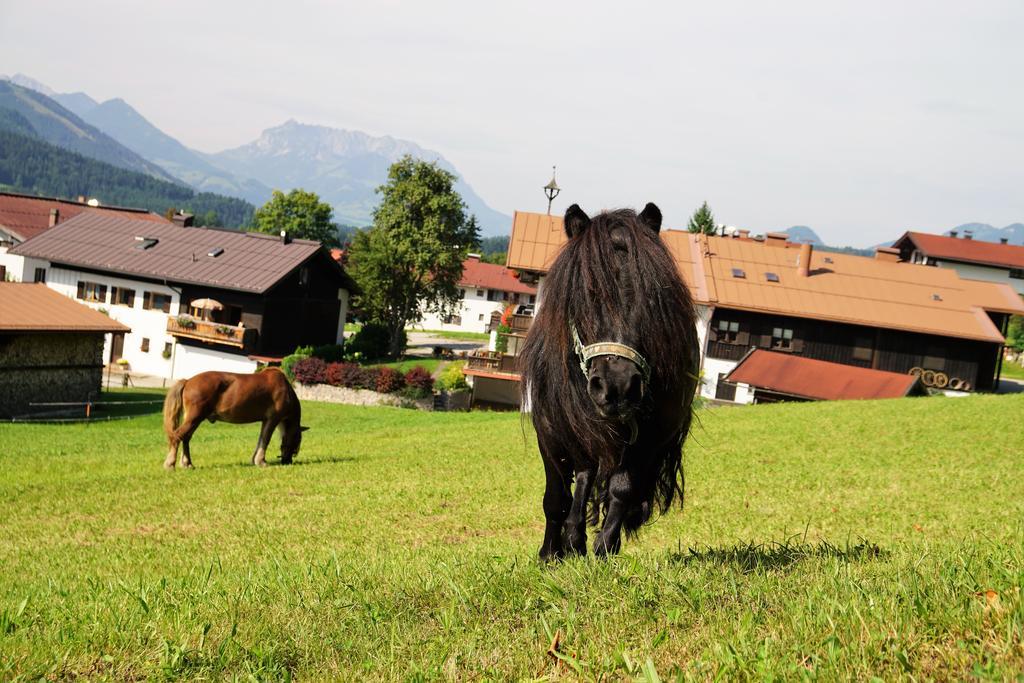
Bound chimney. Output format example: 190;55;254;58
738;229;750;239
875;246;901;263
76;195;86;204
467;252;481;261
1000;237;1008;245
280;229;291;245
171;212;194;228
48;208;59;228
766;231;789;247
949;230;958;238
964;230;973;240
797;242;813;277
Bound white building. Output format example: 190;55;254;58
892;231;1024;296
7;210;356;382
415;254;537;334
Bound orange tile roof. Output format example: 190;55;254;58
894;231;1024;270
506;211;1024;344
0;283;130;334
0;191;169;243
726;350;921;401
460;256;536;295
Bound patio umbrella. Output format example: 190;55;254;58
190;298;224;321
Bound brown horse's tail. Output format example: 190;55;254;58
163;380;186;438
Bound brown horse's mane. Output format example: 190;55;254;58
520;207;698;512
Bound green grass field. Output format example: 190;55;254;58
411;329;491;342
1000;361;1024;381
1;393;1022;680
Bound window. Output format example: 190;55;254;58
715;373;737;401
76;280;107;303
111;286;135;307
0;265;6;281
478;314;484;321
922;345;946;371
1010;268;1024;280
443;314;462;325
143;291;172;313
529;295;536;304
852;336;873;362
476;289;484;297
140;337;150;353
34;267;46;283
771;327;794;350
717;319;740;343
458;289;466;298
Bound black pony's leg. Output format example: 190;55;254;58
563;468;595;556
539;450;571;562
594;468;633;557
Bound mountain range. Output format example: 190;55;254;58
0;73;510;234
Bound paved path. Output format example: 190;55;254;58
405;331;488;358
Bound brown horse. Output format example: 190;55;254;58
162;368;306;468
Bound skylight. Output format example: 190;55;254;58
134;236;158;250
765;272;779;282
823;256;834;264
207;247;224;258
932;293;943;301
731;268;746;279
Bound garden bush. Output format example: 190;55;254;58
280;345;314;380
346;322;405;360
326;362;362;388
356;367;382;391
434;361;468;392
376;367;406;393
403;365;434;398
292;357;328;384
312;344;346;363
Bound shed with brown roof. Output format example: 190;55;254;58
0;283;129;418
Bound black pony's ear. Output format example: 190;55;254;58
639;203;662;233
300;426;310;432
564;204;591;238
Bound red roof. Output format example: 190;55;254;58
894;231;1024;270
0;283;129;334
461;256;536;295
0;191;169;243
725;350;921;401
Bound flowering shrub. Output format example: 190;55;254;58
292;356;327;384
434;361;468;392
403;365;434;398
376;367;406;393
326;362;359;387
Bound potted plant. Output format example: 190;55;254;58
176;315;196;329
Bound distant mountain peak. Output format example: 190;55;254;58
2;73;57;96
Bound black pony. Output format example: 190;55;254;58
520;203;699;559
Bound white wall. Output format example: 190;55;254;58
470;375;521;407
416;287;532;334
172;344;257;380
935;259;1024;296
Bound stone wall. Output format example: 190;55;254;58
0;333;106;418
293;382;434;411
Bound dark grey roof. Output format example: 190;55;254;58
11;212;348;294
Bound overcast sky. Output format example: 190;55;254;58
2;1;1022;245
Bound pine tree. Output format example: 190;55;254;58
687;201;717;235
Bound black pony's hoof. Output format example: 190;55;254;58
593;535;620;558
538;547;564;564
280;457;293;465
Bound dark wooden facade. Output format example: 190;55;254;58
707;308;1004;391
176;252;344;357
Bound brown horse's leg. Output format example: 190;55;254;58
175;414;204;469
539;448;571;562
164;435;180;469
252;418;278;467
564;467;595;556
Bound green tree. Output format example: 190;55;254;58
687;201;717;235
252;189;339;246
348;156;480;356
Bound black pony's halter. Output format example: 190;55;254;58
570;322;651;386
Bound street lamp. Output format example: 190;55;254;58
543;166;560;215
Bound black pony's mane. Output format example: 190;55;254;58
521;208;698;489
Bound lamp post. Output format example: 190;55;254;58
543;166;560;215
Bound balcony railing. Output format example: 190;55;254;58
166;317;253;349
488;312;534;334
465;351;521;377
